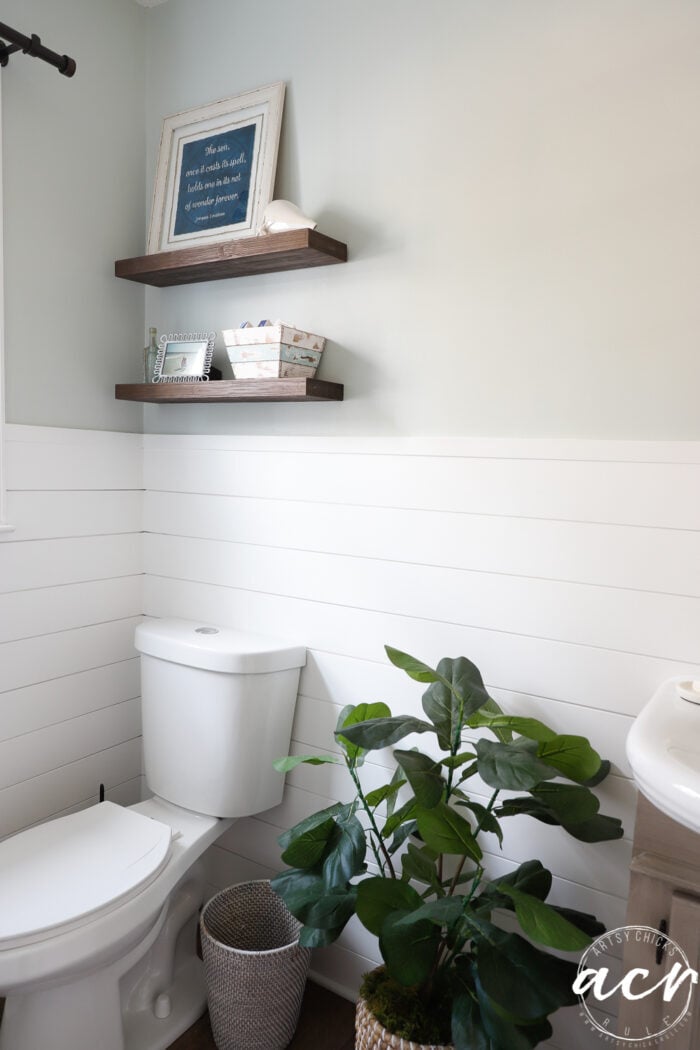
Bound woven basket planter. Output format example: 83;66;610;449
355;995;454;1050
200;880;311;1050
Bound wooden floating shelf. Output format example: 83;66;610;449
115;378;344;404
114;228;347;288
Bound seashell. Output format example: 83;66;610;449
259;199;318;235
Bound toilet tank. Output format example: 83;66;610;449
134;619;305;818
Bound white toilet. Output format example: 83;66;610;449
0;618;305;1050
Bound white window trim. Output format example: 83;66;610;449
0;76;13;533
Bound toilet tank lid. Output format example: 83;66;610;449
135;618;306;674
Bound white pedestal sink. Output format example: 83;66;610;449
626;678;700;833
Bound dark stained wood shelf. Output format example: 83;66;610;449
115;377;344;404
114;228;347;287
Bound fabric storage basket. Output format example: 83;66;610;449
200;880;311;1050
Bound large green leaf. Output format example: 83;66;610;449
492;860;552;901
467;711;556;743
379;910;441;986
498;885;592;950
364;780;406;809
394;749;445;808
453;959;553;1050
442;752;477;770
478;697;512;743
416;802;483;860
355;876;423;936
562;813;624;842
385;645;443;683
297;888;357;930
401;841;443;893
471;964;553;1050
469;919;579;1019
270;868;325;918
382;797;417;838
451;993;490;1050
278;803;346;852
336;702;392;763
455;798;503;845
388;819;418;855
280;815;337;868
547;904;605;938
271;871;356;936
385;762;406;821
394;895;464;928
298;924;344;948
321;812;367;887
472;973;545;1050
495;796;558;824
273;754;341;772
495;784;603;830
422;656;492;749
476;738;558;791
337;715;434;751
536;735;602;784
456;760;479;784
531;782;600;824
583;757;612;787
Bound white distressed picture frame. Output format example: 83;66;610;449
147;82;285;254
153;332;216;383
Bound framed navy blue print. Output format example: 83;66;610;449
147;83;285;254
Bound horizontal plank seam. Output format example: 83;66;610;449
9;775;144;838
6;488;144;494
143;572;700;667
287;738;634;795
142;488;700;534
5;431;142;447
0;654;141;696
143;445;700;466
294;682;634;727
0;572;144;598
215;829;629;904
0;531;142;546
0;694;142;744
0;614;142;649
144;531;700;600
0;735;143;794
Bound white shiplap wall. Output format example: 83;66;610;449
142;432;700;1050
2;425;694;1047
0;425;144;838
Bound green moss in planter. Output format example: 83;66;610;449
360;968;452;1045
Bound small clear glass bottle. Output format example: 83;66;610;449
143;327;159;382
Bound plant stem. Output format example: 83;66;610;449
348;761;396;879
445;788;499;896
437;787;501;980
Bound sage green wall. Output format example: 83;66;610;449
143;0;700;437
3;0;145;431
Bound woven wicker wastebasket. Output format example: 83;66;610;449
200;880;311;1050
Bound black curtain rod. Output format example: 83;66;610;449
0;21;76;77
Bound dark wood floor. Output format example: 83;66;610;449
169;981;356;1050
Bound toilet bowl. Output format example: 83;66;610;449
0;619;305;1050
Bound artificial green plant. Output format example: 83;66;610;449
271;647;623;1049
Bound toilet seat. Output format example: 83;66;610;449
0;802;172;950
